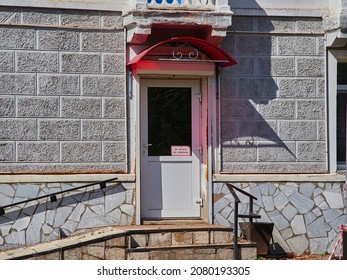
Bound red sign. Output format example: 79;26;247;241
171;146;191;156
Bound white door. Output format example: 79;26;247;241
140;79;201;219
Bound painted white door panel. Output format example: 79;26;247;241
140;79;201;218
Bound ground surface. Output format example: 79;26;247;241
263;253;331;260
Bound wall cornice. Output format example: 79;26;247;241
0;0;129;12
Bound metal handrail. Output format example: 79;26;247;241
0;177;118;215
224;183;259;260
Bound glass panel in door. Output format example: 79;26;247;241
147;87;192;156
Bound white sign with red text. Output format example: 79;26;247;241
171;146;191;156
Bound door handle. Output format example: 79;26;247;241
142;143;152;153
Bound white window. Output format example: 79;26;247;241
337;62;347;169
328;51;347;172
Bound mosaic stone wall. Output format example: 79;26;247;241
0;181;135;250
213;182;347;254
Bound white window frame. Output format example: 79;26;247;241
328;50;347;172
337;85;347;170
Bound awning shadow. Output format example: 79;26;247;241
220;3;296;167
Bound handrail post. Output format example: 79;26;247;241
226;184;241;260
234;199;239;260
343;225;347;260
225;183;261;260
249;197;254;224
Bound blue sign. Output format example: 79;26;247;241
149;0;183;4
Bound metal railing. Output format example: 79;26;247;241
0;177;118;215
224;183;261;260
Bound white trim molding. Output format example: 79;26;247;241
0;174;135;184
213;173;346;183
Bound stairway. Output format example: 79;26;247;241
0;225;257;260
126;226;256;260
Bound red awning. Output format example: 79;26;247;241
128;37;237;68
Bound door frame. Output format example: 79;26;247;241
140;79;201;219
129;61;218;224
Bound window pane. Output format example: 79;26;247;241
148;87;191;156
337;94;346;163
337;63;347;85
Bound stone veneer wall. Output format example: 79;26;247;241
220;16;326;173
0;181;135;250
213;182;346;255
0;7;126;173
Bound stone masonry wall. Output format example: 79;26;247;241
213;182;346;255
0;181;135;250
220;16;326;173
0;7;126;173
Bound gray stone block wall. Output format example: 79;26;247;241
0;7;126;173
0;181;135;250
220;16;326;173
213;182;346;255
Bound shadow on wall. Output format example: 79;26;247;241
220;0;296;172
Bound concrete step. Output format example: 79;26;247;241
127;244;256;260
128;227;233;248
126;227;256;260
0;225;257;260
127;227;256;260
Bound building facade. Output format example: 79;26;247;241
0;0;346;255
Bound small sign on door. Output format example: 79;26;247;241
171;146;191;156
